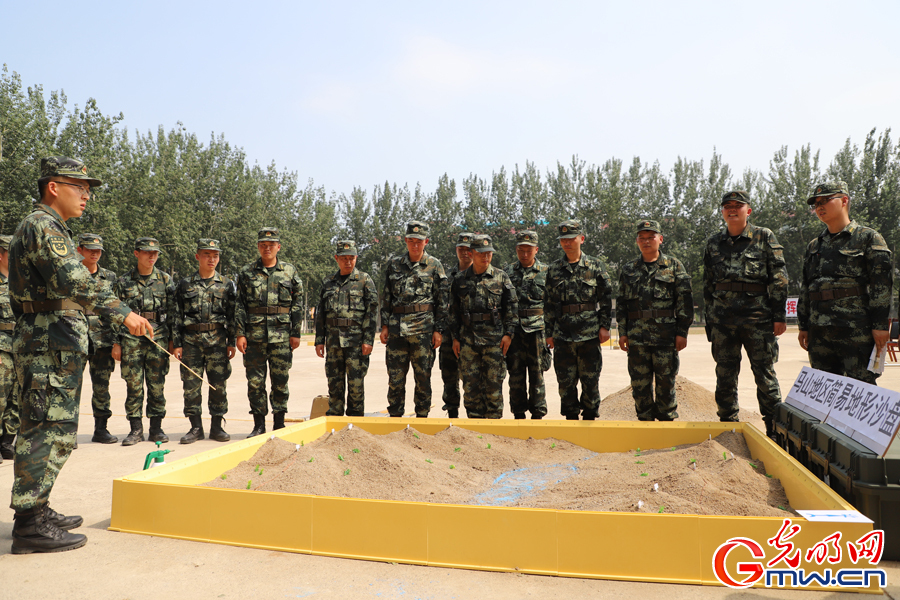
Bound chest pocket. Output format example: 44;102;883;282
182;289;201;314
414;272;433;296
477;280;504;310
835;248;866;278
742;250;766;280
652;272;675;299
523;275;545;302
708;253;726;279
211;287;226;313
571;273;597;302
278;280;293;303
348;289;365;312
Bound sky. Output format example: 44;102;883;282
2;1;899;196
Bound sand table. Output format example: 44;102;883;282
204;426;794;517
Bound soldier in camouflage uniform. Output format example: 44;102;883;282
314;240;378;417
798;181;892;384
380;221;448;418
0;234;18;461
114;237;175;445
235;228;303;436
8;157;152;553
703;190;788;436
545;220;613;420
450;235;518;419
439;232;473;418
617;220;694;421
74;233;118;444
173;239;236;444
503;230;549;419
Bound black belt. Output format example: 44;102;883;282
248;306;290;314
715;282;766;293
185;323;225;332
20;299;83;313
810;287;862;302
463;313;494;324
562;303;596;314
326;318;359;327
627;309;674;319
0;323;14;331
519;309;544;317
393;304;432;314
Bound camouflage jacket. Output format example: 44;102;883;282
115;266;176;344
545;253;613;342
173;271;236;349
8;203;130;354
235;258;304;344
380;252;448;337
0;273;14;353
86;266;118;350
798;220;892;331
703;223;788;325
504;259;548;334
616;253;694;346
314;267;378;348
450;264;518;346
440;263;465;346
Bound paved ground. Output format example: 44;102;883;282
1;327;898;599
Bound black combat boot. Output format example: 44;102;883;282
763;417;778;442
148;417;168;443
248;414;266;437
447;409;459;419
91;416;118;444
180;415;204;444
43;505;83;530
121;418;144;446
514;413;526;420
209;416;230;442
11;507;87;554
0;433;14;459
273;412;286;430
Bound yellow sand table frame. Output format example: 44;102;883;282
110;419;879;593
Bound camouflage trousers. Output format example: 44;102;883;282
244;341;292;415
10;350;85;511
807;325;878;385
505;331;547;418
459;341;506;419
182;343;232;417
553;338;602;419
325;344;370;417
627;344;679;421
438;341;461;412
386;334;434;418
1;350;20;436
76;345;115;419
120;336;170;419
709;322;781;421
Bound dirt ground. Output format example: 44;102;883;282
1;327;898;599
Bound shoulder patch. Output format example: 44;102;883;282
48;235;69;257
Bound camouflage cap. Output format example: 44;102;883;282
721;190;750;205
197;238;221;252
258;227;280;242
636;219;662;234
335;240;358;256
405;220;429;240
135;237;161;252
807;180;850;205
515;230;539;246
0;235;11;252
40;156;102;187
455;232;474;248
557;219;584;239
472;234;495;253
78;233;104;250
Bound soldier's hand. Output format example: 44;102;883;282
599;328;610;344
500;335;512;356
432;331;442;349
546;336;554;350
618;335;629;352
112;343;122;362
872;329;889;352
173;347;183;360
290;336;301;350
227;346;236;359
315;344;325;358
773;322;787;336
123;312;153;339
380;326;389;345
236;336;247;354
675;335;688;352
798;331;809;351
362;343;373;356
453;339;461;359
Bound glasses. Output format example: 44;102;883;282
811;196;838;209
54;181;94;199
